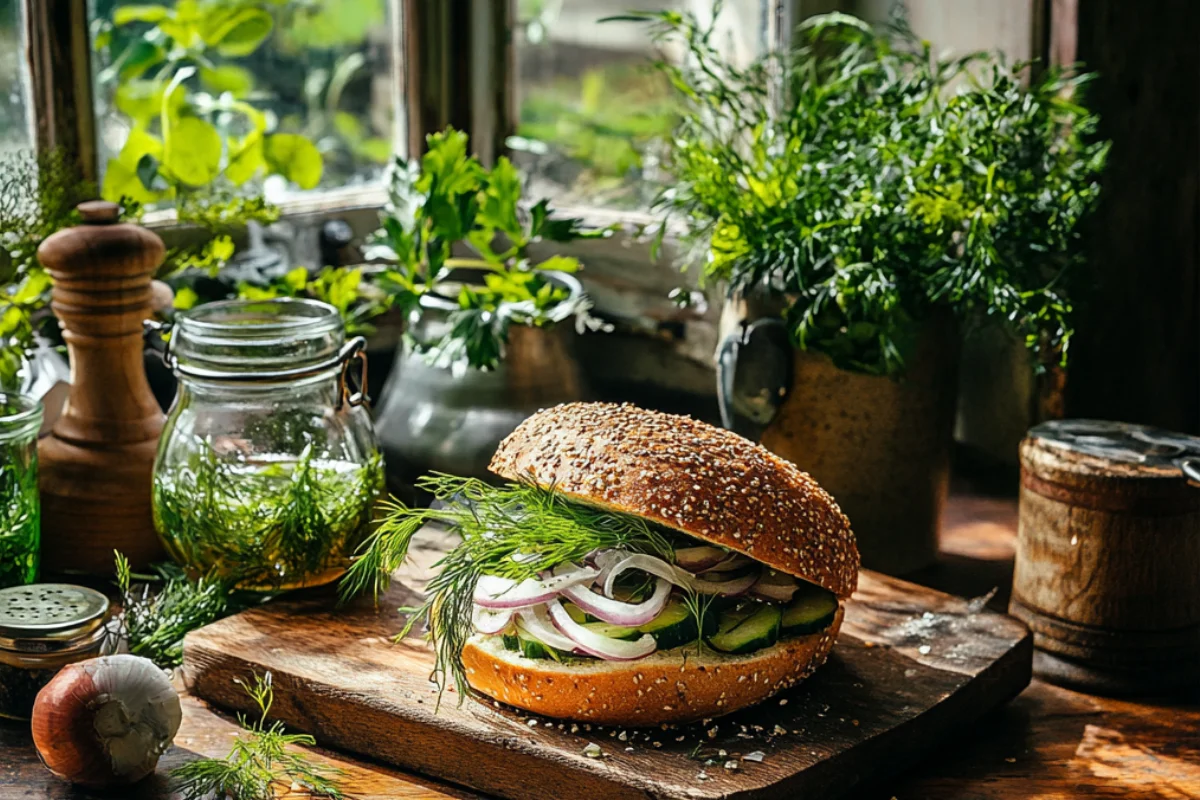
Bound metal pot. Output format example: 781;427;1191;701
374;272;586;490
718;298;959;575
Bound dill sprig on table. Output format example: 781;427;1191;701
339;474;678;699
172;672;345;800
115;552;239;670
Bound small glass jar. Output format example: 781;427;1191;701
151;299;383;591
0;393;42;588
0;584;111;720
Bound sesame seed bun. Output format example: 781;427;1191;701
489;402;859;599
463;607;844;725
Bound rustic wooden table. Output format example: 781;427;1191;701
3;492;1198;800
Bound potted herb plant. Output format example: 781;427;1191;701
367;128;612;488
622;11;1108;573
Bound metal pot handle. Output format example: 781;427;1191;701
716;316;792;439
1177;457;1200;486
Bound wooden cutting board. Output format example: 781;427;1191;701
183;529;1032;800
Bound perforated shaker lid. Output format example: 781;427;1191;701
0;584;110;643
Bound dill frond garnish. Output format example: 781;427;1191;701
339;473;680;699
115;551;241;670
171;672;344;800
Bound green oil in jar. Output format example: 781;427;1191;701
153;439;382;591
0;394;42;589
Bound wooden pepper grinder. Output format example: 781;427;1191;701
37;201;166;574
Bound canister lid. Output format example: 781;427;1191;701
0;584;110;643
1025;419;1200;482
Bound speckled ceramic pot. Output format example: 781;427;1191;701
720;299;959;575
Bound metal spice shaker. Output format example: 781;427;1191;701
0;584;111;719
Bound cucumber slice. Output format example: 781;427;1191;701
781;583;838;634
521;637;553;659
581;621;640;640
502;632;566;660
638;595;716;649
707;604;782;654
563;602;588;624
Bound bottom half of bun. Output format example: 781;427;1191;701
462;606;844;726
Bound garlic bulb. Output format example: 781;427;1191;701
31;654;182;788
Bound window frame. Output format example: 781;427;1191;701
20;1;796;235
13;0;799;384
22;0;411;232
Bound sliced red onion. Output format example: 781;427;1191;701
674;545;727;572
472;606;514;635
474;567;599;609
592;549;627;591
691;569;761;596
600;553;697;598
750;571;799;602
561;578;671;627
546;600;657;661
515;607;581;654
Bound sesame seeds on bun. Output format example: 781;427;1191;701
489;402;859;599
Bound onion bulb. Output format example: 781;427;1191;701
31;654;182;788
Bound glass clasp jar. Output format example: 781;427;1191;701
147;299;383;591
0;393;43;588
0;584;111;720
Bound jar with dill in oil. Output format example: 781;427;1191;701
150;299;382;591
0;394;42;588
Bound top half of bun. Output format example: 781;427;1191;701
489;402;859;599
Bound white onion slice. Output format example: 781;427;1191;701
472;606;514;634
750;570;799;602
674;545;727;572
473;567;599;609
546;600;657;661
601;553;696;598
592;549;627;593
691;569;761;596
561;578;671;627
701;552;755;574
515;607;581;653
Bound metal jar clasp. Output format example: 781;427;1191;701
143;320;370;410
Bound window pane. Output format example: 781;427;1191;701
91;0;397;206
858;0;1034;62
0;0;30;154
513;0;766;210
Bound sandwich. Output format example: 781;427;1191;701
343;402;859;725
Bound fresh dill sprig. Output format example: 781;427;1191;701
115;551;240;670
340;474;678;699
172;672;345;800
680;590;719;657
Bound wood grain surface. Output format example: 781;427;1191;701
5;492;1199;799
179;529;1031;800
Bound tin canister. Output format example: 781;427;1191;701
1011;419;1200;695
